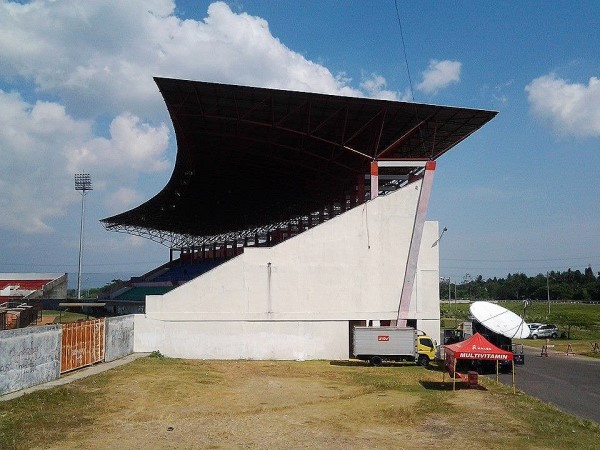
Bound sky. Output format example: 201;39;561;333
0;0;599;288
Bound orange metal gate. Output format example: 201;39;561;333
61;318;105;373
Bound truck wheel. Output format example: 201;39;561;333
551;333;558;339
370;356;383;366
532;334;538;339
417;355;429;367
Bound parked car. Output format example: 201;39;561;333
527;323;543;336
530;324;559;339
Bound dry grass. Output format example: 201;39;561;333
514;339;600;358
1;358;599;449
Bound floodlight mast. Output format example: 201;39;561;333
74;173;92;300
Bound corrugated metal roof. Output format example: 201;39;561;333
102;78;497;247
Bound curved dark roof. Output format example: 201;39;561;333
102;77;496;247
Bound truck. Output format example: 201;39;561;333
352;326;436;367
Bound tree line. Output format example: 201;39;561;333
440;267;600;302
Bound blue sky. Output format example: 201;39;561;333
0;1;599;287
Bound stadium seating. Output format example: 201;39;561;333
152;259;224;283
112;286;175;301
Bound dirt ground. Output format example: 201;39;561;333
37;314;56;325
18;358;557;450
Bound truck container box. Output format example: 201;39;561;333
353;327;417;359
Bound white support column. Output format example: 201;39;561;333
397;160;436;326
370;161;379;200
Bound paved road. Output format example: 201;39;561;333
495;346;600;424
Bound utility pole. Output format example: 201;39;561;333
463;273;472;301
546;271;551;315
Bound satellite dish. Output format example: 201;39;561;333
470;301;530;339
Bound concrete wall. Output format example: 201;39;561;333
146;179;436;321
136;180;440;360
134;316;348;360
104;315;135;362
0;325;61;395
42;273;68;299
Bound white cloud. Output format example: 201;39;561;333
105;187;145;213
525;73;600;137
0;1;402;238
0;90;89;233
360;74;399;101
66;113;170;174
0;0;375;120
416;59;461;94
0;91;169;233
125;235;149;249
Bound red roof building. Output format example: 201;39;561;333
0;273;67;302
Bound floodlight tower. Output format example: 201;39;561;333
74;173;92;300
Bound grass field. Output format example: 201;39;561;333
442;301;600;358
1;357;599;449
39;309;91;324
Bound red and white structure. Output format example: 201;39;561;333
0;273;67;302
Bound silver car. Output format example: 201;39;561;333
530;324;559;339
527;323;543;334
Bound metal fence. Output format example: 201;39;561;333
60;319;105;373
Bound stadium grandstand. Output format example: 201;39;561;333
0;273;66;330
100;78;496;360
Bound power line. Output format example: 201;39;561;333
0;260;166;268
393;0;415;101
443;256;600;263
444;265;595;272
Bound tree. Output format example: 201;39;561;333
438;268;600;302
584;266;596;282
548;312;594;339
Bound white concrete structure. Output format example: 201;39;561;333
134;177;440;360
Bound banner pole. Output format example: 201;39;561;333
453;359;457;391
442;357;445;383
512;360;515;394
